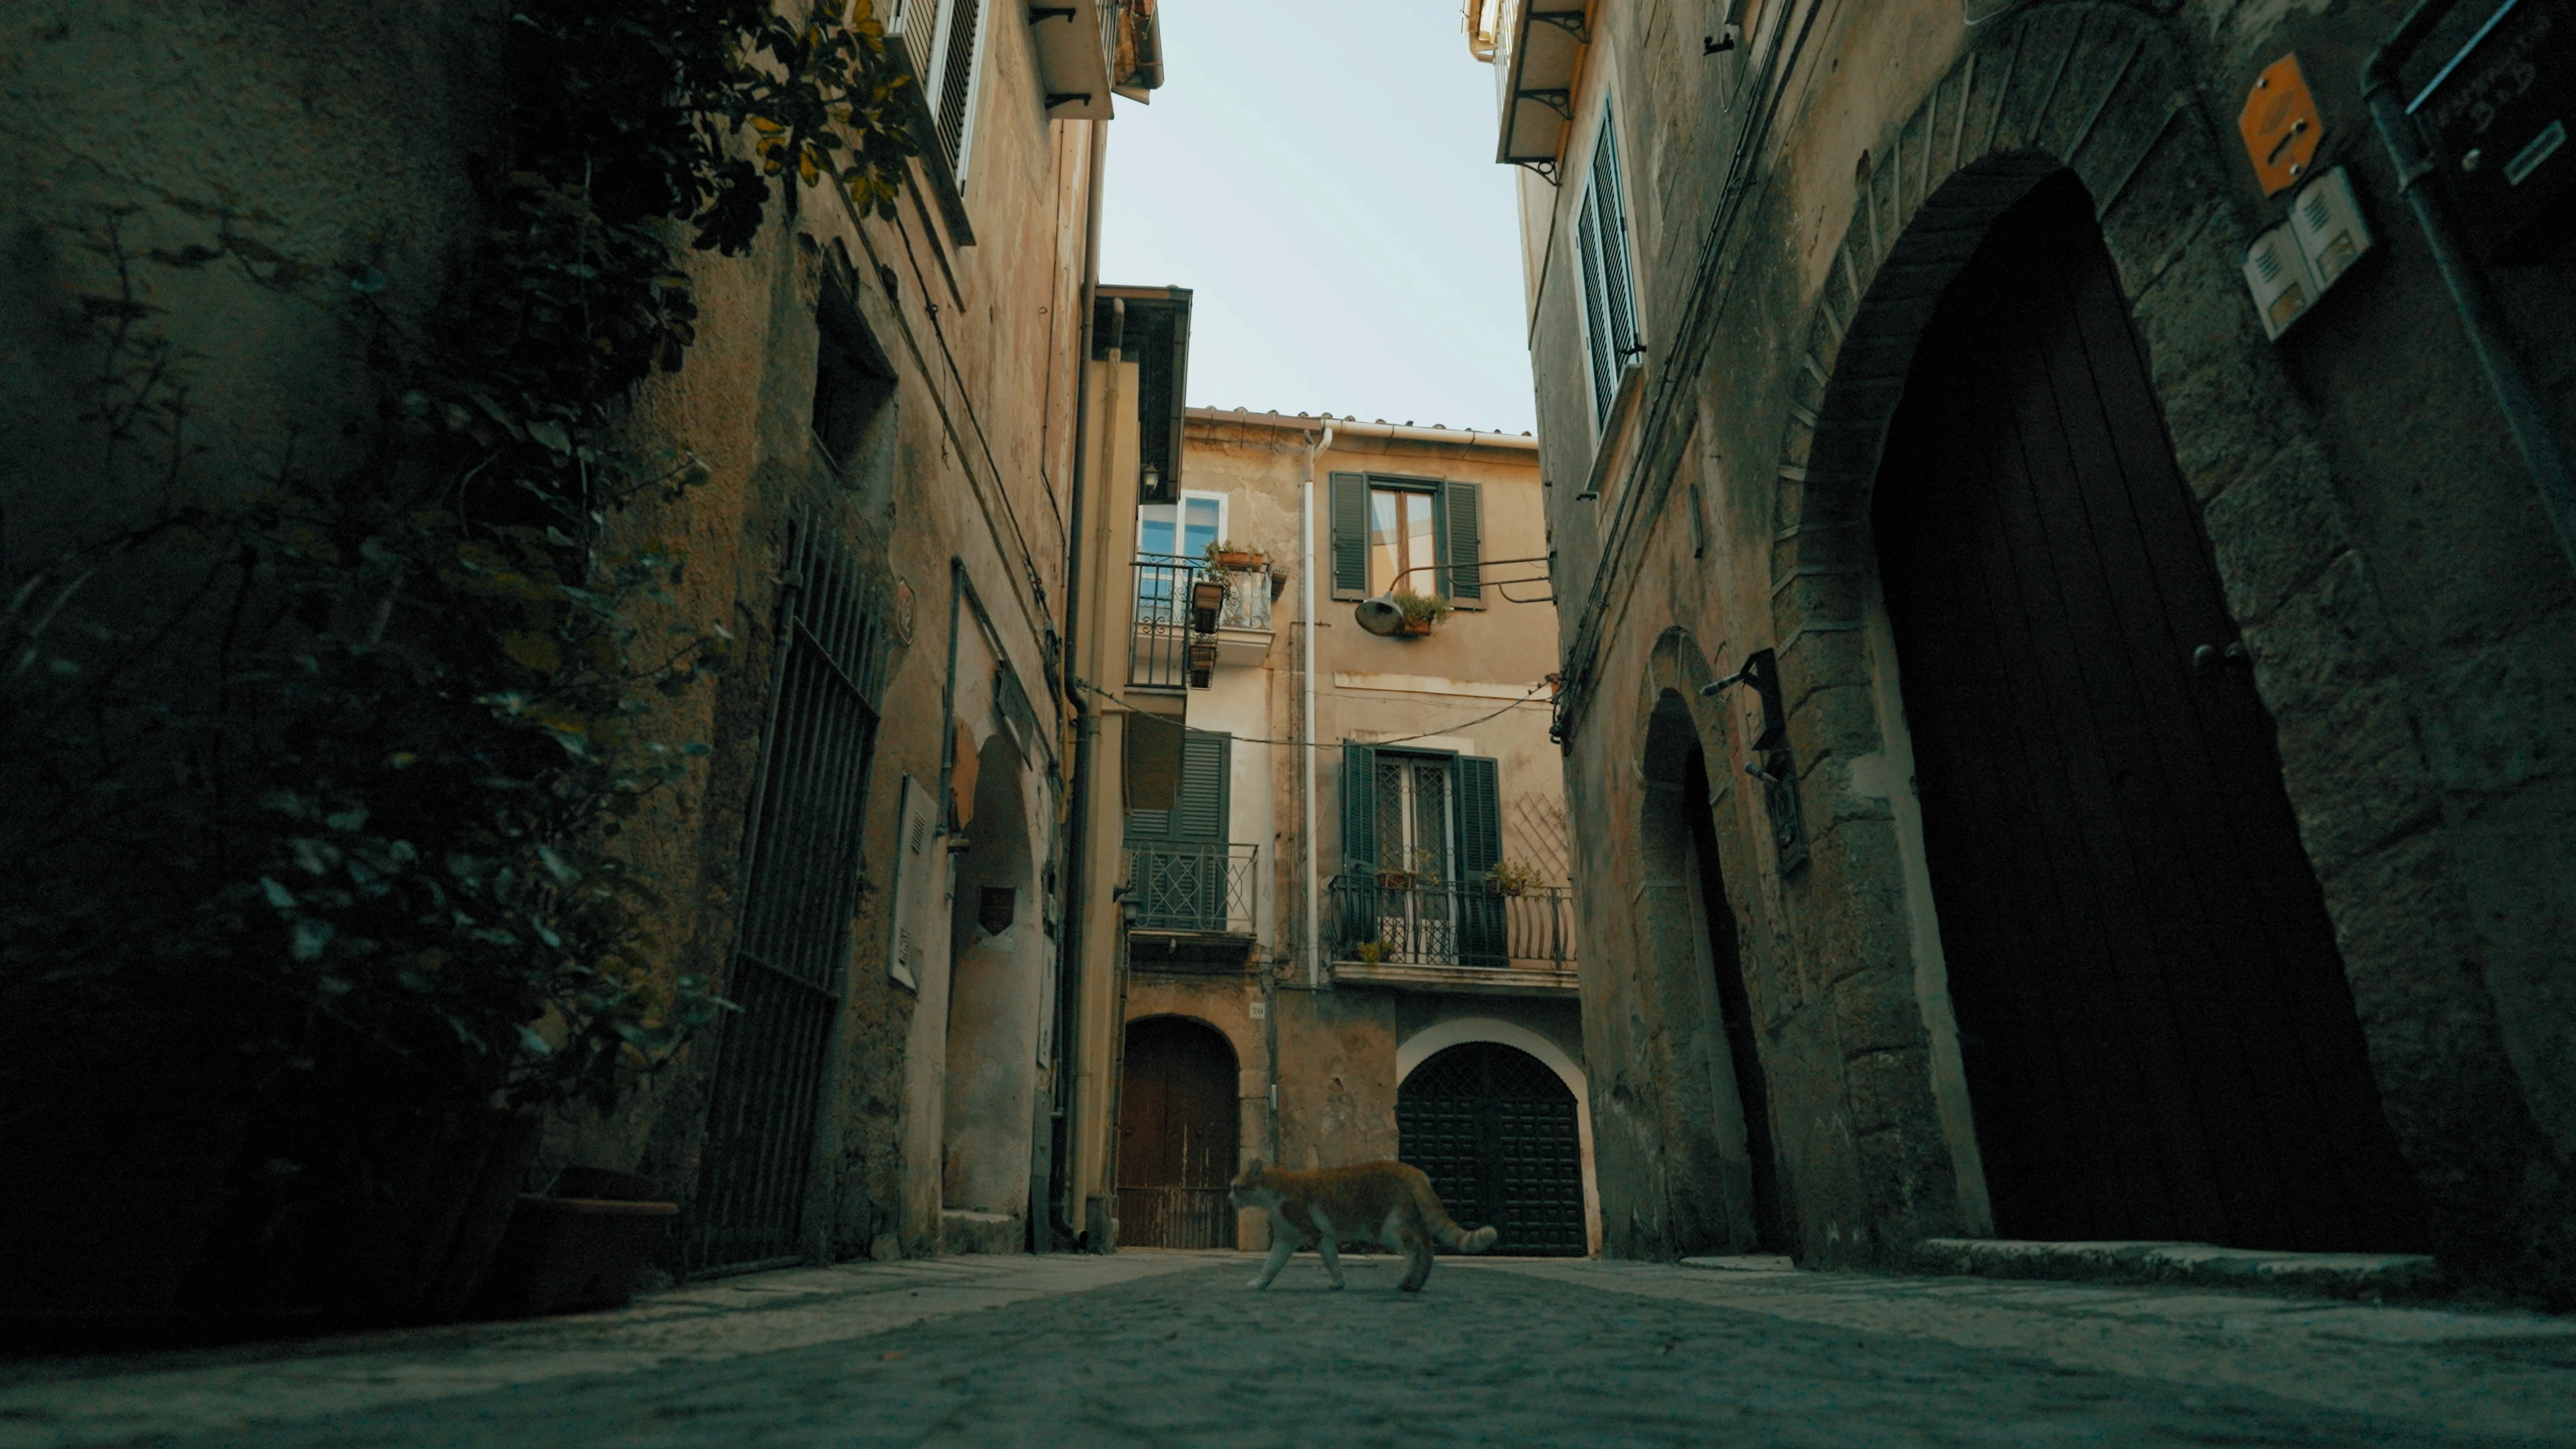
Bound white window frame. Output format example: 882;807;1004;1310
1136;490;1228;563
892;0;990;186
1572;101;1642;435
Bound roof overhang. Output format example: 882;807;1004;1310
1497;0;1591;180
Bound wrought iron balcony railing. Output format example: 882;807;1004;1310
1214;560;1274;632
1124;842;1259;935
1327;875;1576;969
1129;554;1200;691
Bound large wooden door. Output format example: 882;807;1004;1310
1116;1016;1238;1248
1398;1042;1585;1254
1873;172;2424;1252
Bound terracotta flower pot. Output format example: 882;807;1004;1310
470;1169;678;1319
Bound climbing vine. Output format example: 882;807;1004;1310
1;0;918;1163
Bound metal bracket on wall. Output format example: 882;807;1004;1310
1532;10;1591;44
1700;649;1811;876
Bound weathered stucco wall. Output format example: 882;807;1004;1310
2;0;1107;1273
1526;0;2575;1297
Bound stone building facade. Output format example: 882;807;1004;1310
1073;407;1599;1256
4;0;1163;1287
1481;0;2575;1297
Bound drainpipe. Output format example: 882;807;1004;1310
2363;1;2576;576
1046;117;1110;1252
1300;422;1333;989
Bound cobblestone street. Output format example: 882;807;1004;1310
7;1254;2572;1448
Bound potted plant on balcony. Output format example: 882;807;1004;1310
1205;540;1266;570
1485;860;1545;898
1388;589;1452;637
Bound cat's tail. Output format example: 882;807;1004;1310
1411;1173;1501;1254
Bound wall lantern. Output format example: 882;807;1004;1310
1186;638;1218;688
1189;576;1228;633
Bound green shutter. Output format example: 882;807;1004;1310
1340;742;1377;873
1173;730;1230;843
1330;472;1370;600
1455;756;1503;877
1454;755;1507;967
1441;480;1483;606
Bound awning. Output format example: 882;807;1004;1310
1497;0;1591;179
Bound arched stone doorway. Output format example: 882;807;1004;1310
1398;1041;1585;1255
1116;1016;1240;1248
1871;171;2424;1251
1636;688;1790;1255
942;729;1049;1252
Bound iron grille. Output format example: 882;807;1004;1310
1114;1185;1236;1249
686;527;891;1274
1398;1041;1585;1255
1123;842;1256;934
1128;554;1202;692
1328;875;1576;969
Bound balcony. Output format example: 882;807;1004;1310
1128;554;1202;693
1326;875;1579;996
1124;842;1259;970
1210;560;1276;665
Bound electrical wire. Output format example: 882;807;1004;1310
1069;676;1554;749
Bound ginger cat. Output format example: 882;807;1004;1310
1228;1158;1499;1293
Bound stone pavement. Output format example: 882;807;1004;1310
3;1251;2572;1447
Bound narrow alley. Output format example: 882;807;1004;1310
6;0;2576;1441
11;1254;2575;1448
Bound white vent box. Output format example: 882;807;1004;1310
2243;165;2375;341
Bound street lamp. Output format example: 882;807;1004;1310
1351;556;1556;636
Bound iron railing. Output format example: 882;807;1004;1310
1124;842;1258;934
1328;875;1576;969
1214;561;1275;631
1128;554;1200;691
1115;1185;1236;1249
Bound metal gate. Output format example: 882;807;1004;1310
1397;1041;1584;1255
1872;172;2425;1251
685;527;891;1273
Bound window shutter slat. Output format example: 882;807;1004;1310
1329;472;1371;600
1442;480;1483;606
1456;756;1503;877
1341;742;1377;871
1173;730;1230;843
1594;121;1638;361
1576;204;1614;423
1454;756;1507;967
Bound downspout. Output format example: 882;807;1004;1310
1300;422;1333;989
1047;117;1110;1251
2363;1;2576;576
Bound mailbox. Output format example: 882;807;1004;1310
2410;0;2575;262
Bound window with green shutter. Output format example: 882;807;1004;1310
1326;474;1485;606
1126;729;1230;844
1578;108;1640;429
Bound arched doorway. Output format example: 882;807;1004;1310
1397;1041;1584;1255
1116;1016;1238;1248
1680;735;1788;1254
1872;171;2425;1251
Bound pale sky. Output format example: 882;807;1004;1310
1096;1;1538;435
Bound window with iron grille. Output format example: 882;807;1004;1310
1575;109;1640;429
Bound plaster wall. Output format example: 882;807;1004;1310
1;0;1110;1271
1515;0;2576;1296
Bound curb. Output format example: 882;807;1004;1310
1902;1238;2451;1301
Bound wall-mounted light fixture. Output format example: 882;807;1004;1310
1350;555;1556;637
